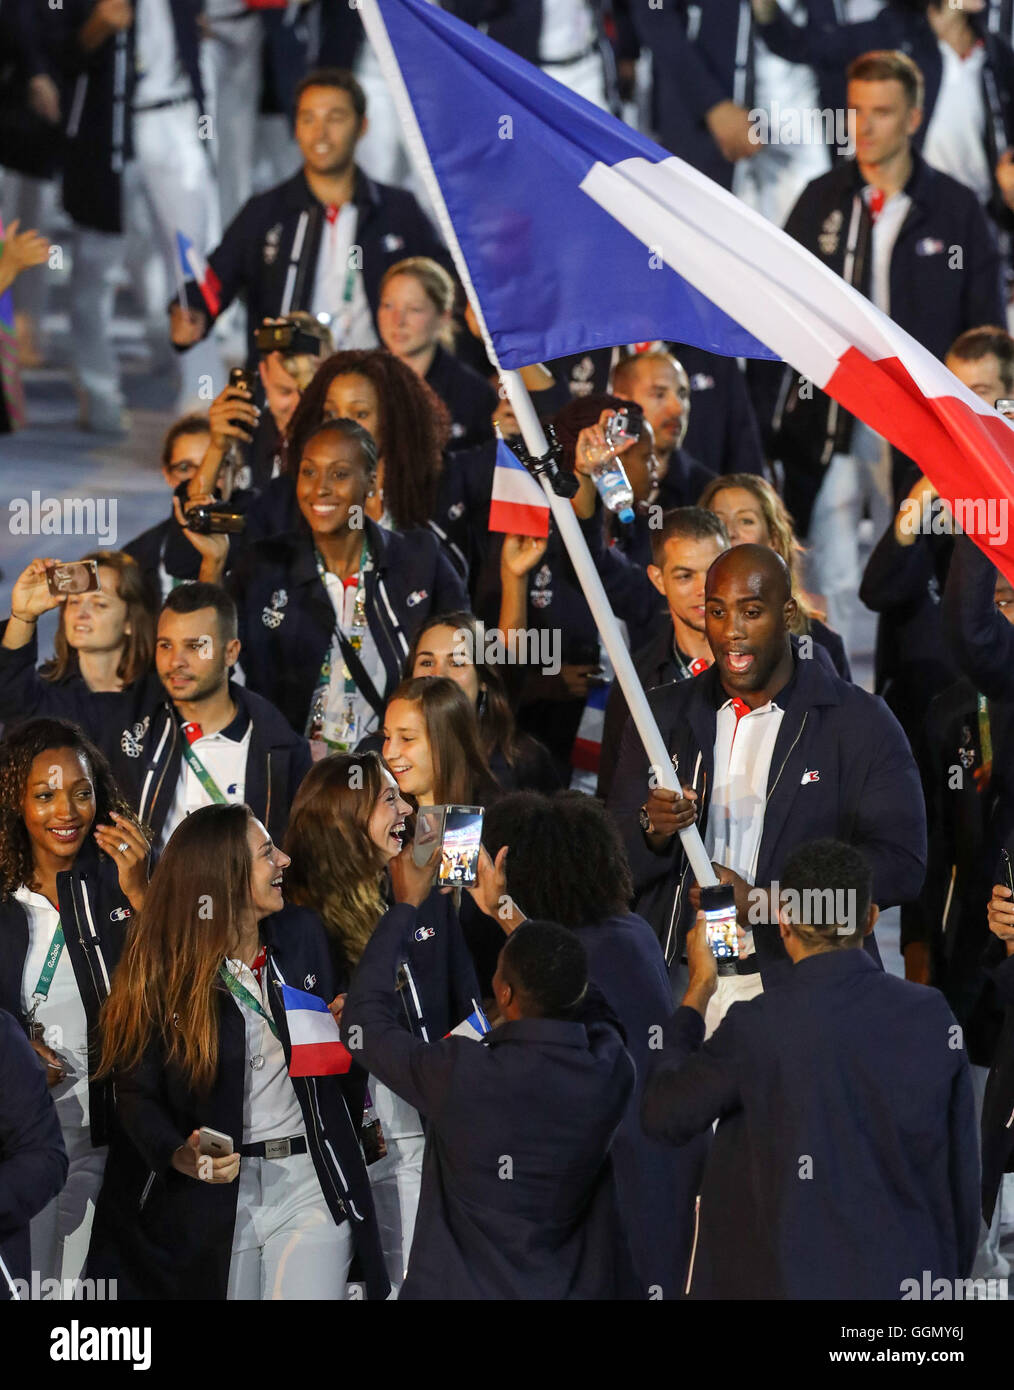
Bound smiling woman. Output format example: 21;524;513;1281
281;748;482;1293
0;717;147;1294
89;801;389;1303
207;416;469;739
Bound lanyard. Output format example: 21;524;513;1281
27;919;66;1019
181;738;229;804
307;540;369;744
218;962;279;1040
978;692;993;769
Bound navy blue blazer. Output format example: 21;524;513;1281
574;913;704;1299
226;517;468;736
345;904;638;1299
642;950;980;1299
87;905;389;1301
0;843;135;1149
0;1008;68;1300
174;168;449;362
607;647;927;963
0;644;311;850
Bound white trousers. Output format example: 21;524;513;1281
805;438;894;656
69;101;224;414
541;51;609;111
227;1149;354;1300
29;1124;106;1293
203;13;263;230
367;1132;424;1295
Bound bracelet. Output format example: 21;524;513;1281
10;611;38;624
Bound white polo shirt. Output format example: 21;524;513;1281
705;693;786;956
159;712;251;850
311;203;379;351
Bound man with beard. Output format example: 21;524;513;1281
0;579;309;849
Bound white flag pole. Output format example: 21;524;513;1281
359;0;718;887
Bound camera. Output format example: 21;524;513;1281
255;316;332;359
184;502;246;535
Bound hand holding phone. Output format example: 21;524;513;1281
700;883;739;963
171;1128;240;1183
438;806;484;887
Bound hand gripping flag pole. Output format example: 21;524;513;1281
359;0;718;889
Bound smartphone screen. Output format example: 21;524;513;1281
438;806;484;887
701;884;738;961
45;560;100;597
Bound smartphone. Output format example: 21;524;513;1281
45;560;100;597
700;884;739;962
229;366;256;395
605;408;637;449
197;1126;234;1158
438;806;484;887
1002;848;1014;897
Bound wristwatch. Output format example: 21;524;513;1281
638;805;655;835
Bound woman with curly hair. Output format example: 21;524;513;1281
0;716;149;1287
698;472;852;679
243;349;469;571
469;788;704;1302
192;417;467;741
283;749;482;1292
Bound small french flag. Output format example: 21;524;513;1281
281;984;353;1077
488;438;550;539
175;230;222;317
445;1003;492;1041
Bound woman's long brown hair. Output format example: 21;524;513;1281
283;752;388;971
39;550;156;687
98;803;255;1094
387;675;498;806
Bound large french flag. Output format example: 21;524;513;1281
360;0;1014;584
281;984;353;1077
175;230;222;317
488;438;551;538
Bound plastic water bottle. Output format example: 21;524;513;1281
593;455;635;523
